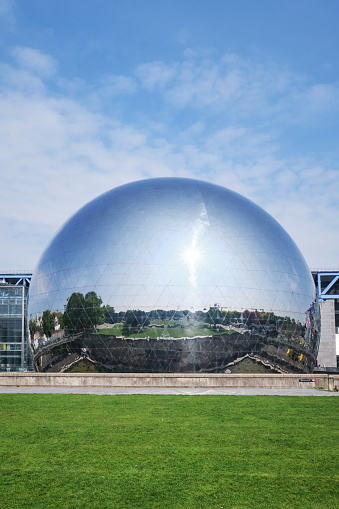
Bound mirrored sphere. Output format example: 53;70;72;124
29;178;318;373
30;177;314;319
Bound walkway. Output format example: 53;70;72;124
0;386;338;396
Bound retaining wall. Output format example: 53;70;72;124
0;373;338;391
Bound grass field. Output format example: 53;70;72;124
98;321;234;338
1;395;338;508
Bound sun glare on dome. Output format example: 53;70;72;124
181;244;203;285
182;245;202;266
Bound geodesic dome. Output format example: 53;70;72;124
29;178;317;373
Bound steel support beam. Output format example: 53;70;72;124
317;272;339;301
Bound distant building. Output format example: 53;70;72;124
312;270;339;369
0;273;33;372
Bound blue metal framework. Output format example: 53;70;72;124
0;273;32;288
316;272;339;301
0;273;33;372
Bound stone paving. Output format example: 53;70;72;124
0;386;338;396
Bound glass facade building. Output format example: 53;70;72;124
29;178;319;373
0;283;30;371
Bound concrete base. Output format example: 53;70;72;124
0;373;338;391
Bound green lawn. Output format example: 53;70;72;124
98;322;234;338
1;395;338;508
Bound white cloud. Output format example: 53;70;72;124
0;64;46;94
135;52;300;116
0;47;58;96
0;47;338;270
11;47;57;78
133;51;339;143
136;61;177;89
96;75;137;100
0;86;181;269
305;83;339;111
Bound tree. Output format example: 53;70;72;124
206;305;221;327
63;292;86;332
57;312;64;329
29;319;37;339
84;291;104;326
102;305;115;323
63;291;105;332
125;309;150;328
42;310;54;338
51;311;64;329
124;310;139;328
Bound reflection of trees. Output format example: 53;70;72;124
102;305;115;323
64;293;86;331
120;310;150;336
206;305;220;327
36;293;316;346
148;309;188;321
203;306;303;332
30;311;65;340
64;292;104;332
84;291;105;327
52;311;64;329
42;310;54;338
124;310;150;328
29;319;37;338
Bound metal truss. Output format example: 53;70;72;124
0;273;32;288
316;272;339;301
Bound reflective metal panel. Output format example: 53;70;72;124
29;178;318;373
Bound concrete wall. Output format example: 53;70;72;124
318;300;337;367
0;372;338;391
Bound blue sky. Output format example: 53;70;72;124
0;0;338;270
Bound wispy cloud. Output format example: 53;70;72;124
135;52;299;114
0;0;15;25
136;61;176;89
11;46;57;78
134;51;339;136
0;46;338;269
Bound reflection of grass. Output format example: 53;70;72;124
67;360;103;373
229;357;273;374
149;318;200;326
1;395;338;508
97;323;235;338
98;324;124;335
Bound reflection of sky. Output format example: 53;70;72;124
29;178;315;322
